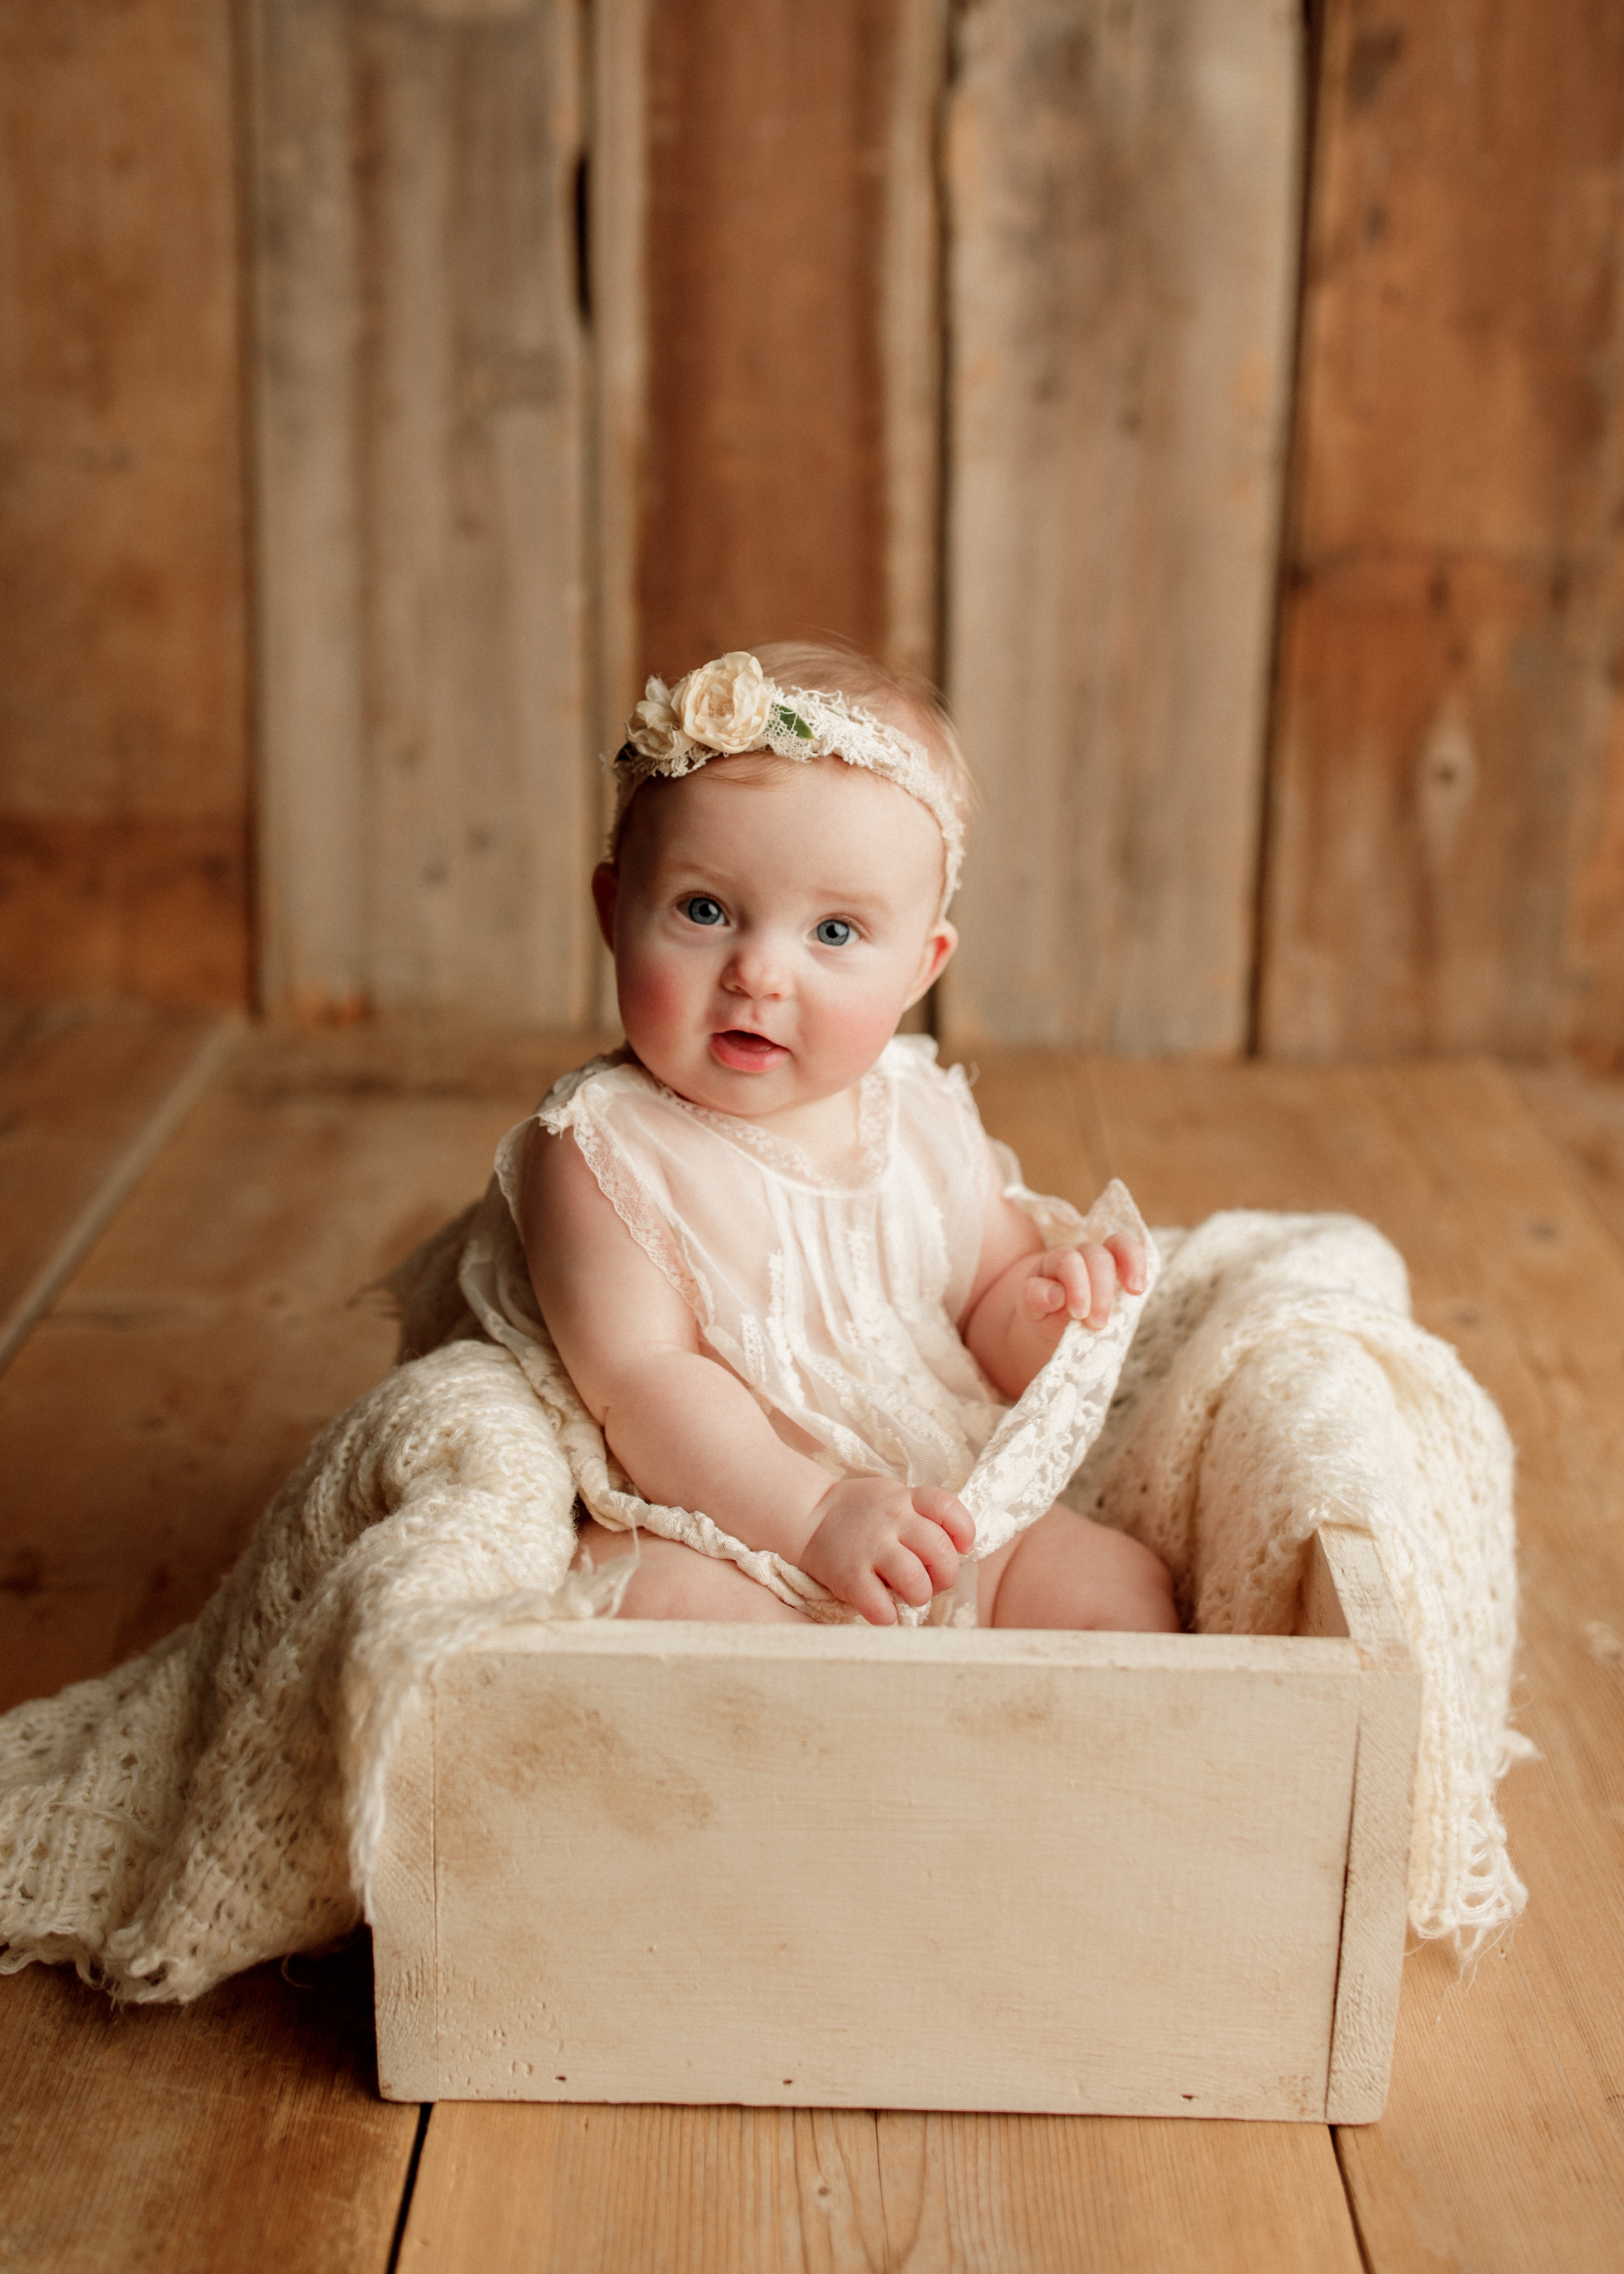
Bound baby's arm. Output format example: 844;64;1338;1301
960;1173;1146;1402
520;1130;971;1623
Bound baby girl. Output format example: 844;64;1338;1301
512;642;1177;1632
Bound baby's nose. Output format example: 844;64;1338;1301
723;936;790;998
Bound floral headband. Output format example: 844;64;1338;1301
607;651;964;909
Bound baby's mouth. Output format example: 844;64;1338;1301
711;1029;790;1073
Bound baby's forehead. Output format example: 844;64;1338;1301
624;757;946;894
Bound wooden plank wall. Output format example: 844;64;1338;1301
249;0;593;1024
5;0;1624;1065
1262;0;1624;1064
940;0;1303;1052
0;0;251;1006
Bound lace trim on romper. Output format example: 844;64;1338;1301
466;1038;1161;1623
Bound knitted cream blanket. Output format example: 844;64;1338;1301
0;1202;1527;2004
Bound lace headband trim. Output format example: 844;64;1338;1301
605;650;964;908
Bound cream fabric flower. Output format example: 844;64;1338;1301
676;652;774;753
626;678;697;766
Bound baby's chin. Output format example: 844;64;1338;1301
628;1032;873;1118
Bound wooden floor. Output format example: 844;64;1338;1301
2;1006;1623;2272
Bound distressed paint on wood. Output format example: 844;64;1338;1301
1298;1526;1418;2124
940;0;1303;1053
0;0;251;1006
1261;0;1624;1064
251;0;594;1022
374;1614;1372;2115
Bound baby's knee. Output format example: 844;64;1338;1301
1094;1528;1180;1631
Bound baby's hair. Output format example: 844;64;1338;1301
749;639;973;826
608;639;972;872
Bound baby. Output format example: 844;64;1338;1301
517;642;1177;1632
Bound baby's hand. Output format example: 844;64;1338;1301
1020;1235;1146;1333
799;1480;974;1627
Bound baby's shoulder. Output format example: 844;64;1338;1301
534;1045;650;1137
881;1033;982;1121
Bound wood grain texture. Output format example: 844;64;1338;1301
0;1004;226;1371
952;1044;1111;1214
0;0;251;1006
638;0;931;673
1262;1;1624;1064
0;1939;417;2274
939;0;1303;1053
401;2102;889;2274
872;2109;1363;2274
1513;1062;1624;1249
1301;1528;1418;2125
0;1024;597;1711
251;0;593;1021
378;1618;1365;2115
402;2098;1364;2274
1086;1055;1624;2268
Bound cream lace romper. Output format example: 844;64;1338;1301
460;1036;1158;1623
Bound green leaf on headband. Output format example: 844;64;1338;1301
772;703;814;741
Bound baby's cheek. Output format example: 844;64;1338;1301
842;978;917;1063
616;949;688;1036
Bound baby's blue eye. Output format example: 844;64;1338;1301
816;918;855;947
683;896;725;926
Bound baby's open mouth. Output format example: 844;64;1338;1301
711;1029;790;1072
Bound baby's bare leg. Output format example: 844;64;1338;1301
977;1504;1179;1631
574;1519;811;1622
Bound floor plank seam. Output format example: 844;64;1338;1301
1331;2127;1376;2274
385;2101;433;2272
0;1016;239;1377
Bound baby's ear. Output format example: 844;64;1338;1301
908;920;957;1006
591;863;619;951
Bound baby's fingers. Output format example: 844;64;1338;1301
899;1517;961;1595
1021;1248;1091;1322
844;1569;901;1626
1104;1231;1147;1296
912;1486;975;1553
1077;1242;1120;1330
875;1543;936;1610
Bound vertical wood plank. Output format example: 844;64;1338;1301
879;0;950;685
1261;0;1624;1064
586;0;649;1022
0;0;251;1006
1301;1528;1419;2125
248;0;369;1020
637;0;940;675
940;0;1303;1053
251;0;593;1022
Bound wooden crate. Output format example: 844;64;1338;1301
372;1525;1417;2123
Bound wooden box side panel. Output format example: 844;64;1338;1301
372;1693;438;2103
411;1637;1361;2117
1300;1526;1422;2125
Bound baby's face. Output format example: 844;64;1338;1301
596;758;955;1123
